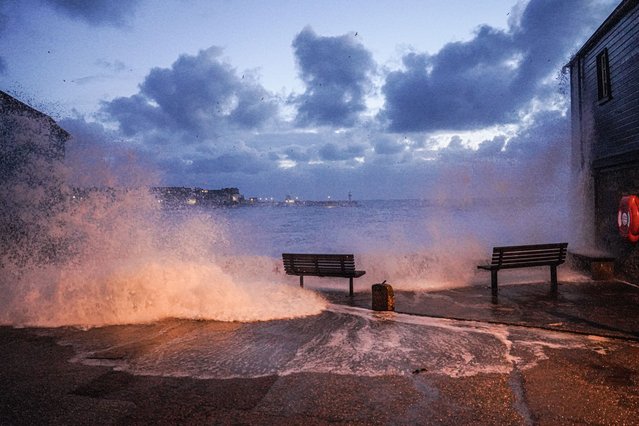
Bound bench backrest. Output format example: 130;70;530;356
282;253;356;276
489;243;568;269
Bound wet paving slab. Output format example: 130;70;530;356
335;280;639;341
1;279;639;424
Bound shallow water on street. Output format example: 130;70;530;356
48;303;611;380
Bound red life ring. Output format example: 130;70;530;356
618;195;639;243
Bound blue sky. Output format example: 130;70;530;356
0;0;619;200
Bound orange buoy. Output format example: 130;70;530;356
618;195;639;243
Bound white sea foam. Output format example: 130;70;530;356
0;119;327;327
1;110;584;327
53;303;604;381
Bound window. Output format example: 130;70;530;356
596;48;612;102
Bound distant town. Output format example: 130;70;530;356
151;186;359;207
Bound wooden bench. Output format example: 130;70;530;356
282;253;366;296
477;243;568;295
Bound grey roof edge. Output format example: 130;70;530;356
0;90;70;139
566;0;637;67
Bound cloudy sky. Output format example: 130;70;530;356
0;0;618;200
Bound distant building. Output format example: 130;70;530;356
568;0;639;281
1;91;70;265
152;186;243;206
1;91;69;183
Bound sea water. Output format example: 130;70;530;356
0;112;577;328
204;197;575;290
46;197;596;381
212;198;569;257
0;193;574;327
51;303;597;379
0;111;593;380
6;192;598;380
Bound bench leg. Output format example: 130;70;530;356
550;266;557;292
349;277;354;297
491;270;498;296
300;275;304;288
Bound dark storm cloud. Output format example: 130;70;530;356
380;0;613;133
284;146;312;162
190;152;271;175
0;6;7;74
102;47;278;142
183;109;570;199
103;94;163;136
318;142;367;161
59;116;160;187
476;136;506;157
291;27;375;127
373;136;405;155
155;148;275;188
503;110;568;160
434;110;568;165
42;0;140;27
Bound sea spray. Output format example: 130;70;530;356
0;113;326;328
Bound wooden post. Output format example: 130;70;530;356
372;281;394;311
300;275;304;288
349;277;354;296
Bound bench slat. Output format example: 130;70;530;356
491;243;568;251
495;261;564;269
499;254;566;261
492;247;566;254
494;254;566;264
498;247;565;252
493;247;564;254
284;253;354;259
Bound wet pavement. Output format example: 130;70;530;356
340;279;639;341
1;279;639;424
